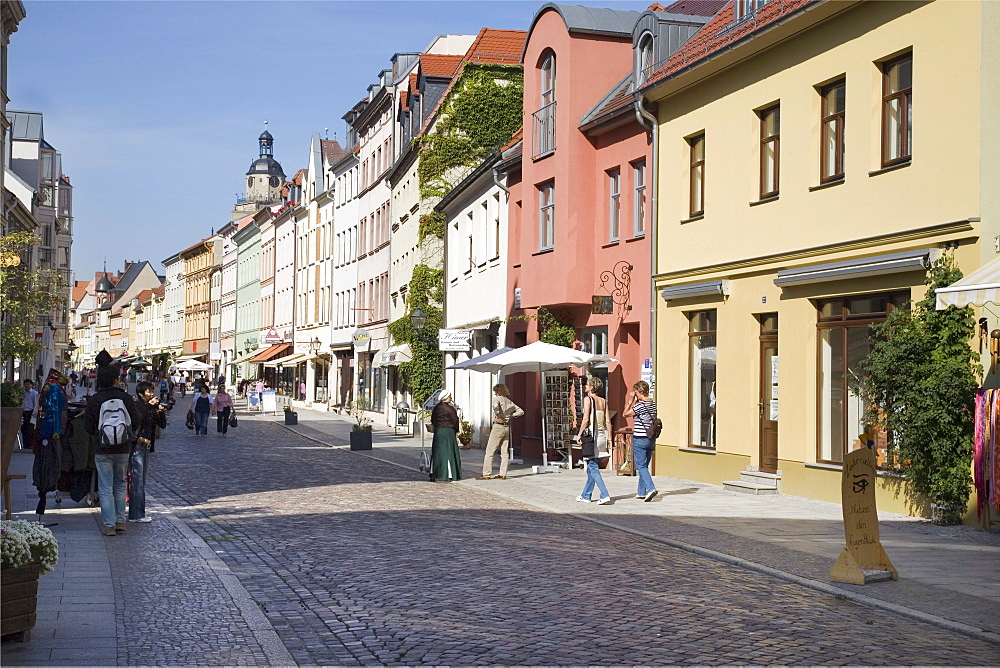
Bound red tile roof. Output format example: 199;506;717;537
321;139;348;165
662;0;727;16
500;126;523;152
644;0;811;89
71;286;87;302
152;285;165;299
464;28;527;64
134;289;153;303
419;54;464;78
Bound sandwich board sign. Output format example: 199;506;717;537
830;433;898;585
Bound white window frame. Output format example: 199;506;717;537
538;182;555;251
608;168;620;242
633;160;646;237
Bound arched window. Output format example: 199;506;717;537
533;52;557;158
540;52;555;107
637;33;654;84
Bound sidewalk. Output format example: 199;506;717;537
266;405;1000;646
1;446;293;666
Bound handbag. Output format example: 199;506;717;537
185;409;195;430
579;397;598;459
229;412;238;428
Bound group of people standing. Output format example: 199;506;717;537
426;377;659;505
84;363;167;534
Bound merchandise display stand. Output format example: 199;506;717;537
533;371;571;473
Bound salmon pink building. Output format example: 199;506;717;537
505;2;719;462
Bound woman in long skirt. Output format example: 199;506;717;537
430;390;462;482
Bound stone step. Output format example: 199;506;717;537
739;470;781;489
722;480;780;495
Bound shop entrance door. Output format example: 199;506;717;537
758;314;779;474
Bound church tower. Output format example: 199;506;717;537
233;129;286;219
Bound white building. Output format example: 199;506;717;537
161;252;186;365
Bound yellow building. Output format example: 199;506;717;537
181;238;217;359
641;0;999;519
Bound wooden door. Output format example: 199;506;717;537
758;314;779;474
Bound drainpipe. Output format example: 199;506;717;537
635;92;658;391
492;162;509;196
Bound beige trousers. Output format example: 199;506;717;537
483;424;510;476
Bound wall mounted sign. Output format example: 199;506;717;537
352;328;371;349
438;329;472;352
263;327;282;344
592;295;614;315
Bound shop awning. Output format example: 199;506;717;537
660;279;730;301
375;344;412;368
247;344;291;364
263;352;308;368
936;254;1000;309
774;248;933;287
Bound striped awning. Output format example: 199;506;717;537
935;255;1000;309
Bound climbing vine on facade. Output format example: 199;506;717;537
417;64;523;199
418;212;445;244
388;264;444;406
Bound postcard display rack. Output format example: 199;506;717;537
540;371;574;471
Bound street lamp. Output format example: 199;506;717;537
309;337;321;354
410;307;428;332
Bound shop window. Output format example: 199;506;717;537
688;310;717;448
816;291;909;463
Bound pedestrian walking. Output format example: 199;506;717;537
159;377;169;402
85;365;140;536
129;381;166;523
575;377;613;504
177;373;187;397
299;380;306;401
20;379;38;447
214;386;234;437
623;379;658;501
477;384;523;480
191;385;214;436
430;390;462;482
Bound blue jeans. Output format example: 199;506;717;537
95;453;128;527
195;411;210;435
128;444;149;520
633;436;656;496
580;458;610;500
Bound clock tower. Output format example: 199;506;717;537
233;129;286;219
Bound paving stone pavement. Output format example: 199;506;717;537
142;410;999;665
4;402;999;666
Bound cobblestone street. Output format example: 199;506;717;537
127;412;999;666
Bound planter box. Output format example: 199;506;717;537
350;430;372;451
284;413;298;426
1;561;40;641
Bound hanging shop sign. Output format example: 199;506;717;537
591;295;614;315
438;329;472;351
352;328;371;349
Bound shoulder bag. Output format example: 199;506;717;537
579;398;597;459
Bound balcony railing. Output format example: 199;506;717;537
532;101;556;159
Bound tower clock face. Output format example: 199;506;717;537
269;176;280;187
247;176;253;188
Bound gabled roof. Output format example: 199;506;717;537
419;54;464;78
500;126;523;153
71;285;88;303
642;0;812;90
152;285;165;299
464;27;527;64
321;140;347;165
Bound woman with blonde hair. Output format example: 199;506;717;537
477;383;524;480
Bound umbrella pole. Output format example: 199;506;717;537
541;371;548;469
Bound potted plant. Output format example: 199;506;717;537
458;420;475;448
283;404;298;426
349;398;373;451
1;519;59;641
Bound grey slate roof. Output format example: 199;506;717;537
7;110;44;141
532;3;642;37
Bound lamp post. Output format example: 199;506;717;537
409;307;437;347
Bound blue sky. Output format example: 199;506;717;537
8;0;649;283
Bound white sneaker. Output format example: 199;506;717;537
597;497;611;505
575;496;592;503
128;517;153;523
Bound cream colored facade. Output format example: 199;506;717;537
646;0;998;519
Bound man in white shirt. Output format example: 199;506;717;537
20;379;38;446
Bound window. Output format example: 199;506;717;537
637;34;654;84
759;105;780;198
607;168;620;242
820;80;846;181
817;291;909;463
633;160;646;236
533;53;556;158
734;0;769;22
688;310;717;449
538;181;555;250
688;134;705;217
881;54;912;166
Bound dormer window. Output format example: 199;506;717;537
637;33;654;84
734;0;770;23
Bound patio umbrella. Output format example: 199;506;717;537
444;346;513;370
447;341;616;471
175;359;213;371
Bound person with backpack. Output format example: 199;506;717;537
623;379;659;502
129;381;167;523
85;365;141;536
190;384;214;436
